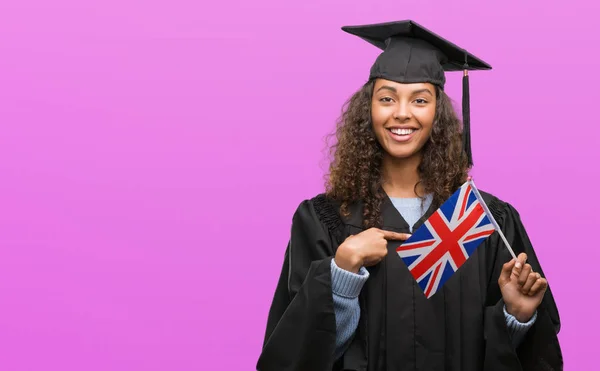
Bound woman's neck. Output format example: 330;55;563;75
381;154;425;198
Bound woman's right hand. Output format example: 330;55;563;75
334;228;411;273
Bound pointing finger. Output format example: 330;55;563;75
381;230;412;241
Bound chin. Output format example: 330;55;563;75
388;152;417;160
384;146;421;160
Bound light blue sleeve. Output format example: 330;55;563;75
330;259;369;360
504;305;537;348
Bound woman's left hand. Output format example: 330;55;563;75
498;252;548;323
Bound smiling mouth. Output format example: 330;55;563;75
385;127;419;143
387;128;417;136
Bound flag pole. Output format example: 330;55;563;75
468;177;517;260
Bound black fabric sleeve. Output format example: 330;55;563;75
482;200;563;371
256;199;338;371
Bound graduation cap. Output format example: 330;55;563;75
341;20;492;167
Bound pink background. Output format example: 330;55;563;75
0;0;597;370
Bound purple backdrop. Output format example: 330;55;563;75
0;0;597;369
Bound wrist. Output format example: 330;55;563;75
505;303;534;323
334;244;363;273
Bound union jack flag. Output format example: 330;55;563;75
397;180;496;298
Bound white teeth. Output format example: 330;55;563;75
390;128;415;135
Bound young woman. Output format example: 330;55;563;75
257;20;562;371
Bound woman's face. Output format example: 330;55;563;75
371;78;437;160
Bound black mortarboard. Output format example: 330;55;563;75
341;20;492;167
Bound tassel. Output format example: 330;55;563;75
462;60;473;167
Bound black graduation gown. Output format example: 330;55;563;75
256;191;562;371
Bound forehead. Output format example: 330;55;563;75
373;78;435;93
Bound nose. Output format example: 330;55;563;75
393;102;412;121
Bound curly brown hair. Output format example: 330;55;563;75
325;79;469;228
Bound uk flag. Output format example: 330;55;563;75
396;181;496;298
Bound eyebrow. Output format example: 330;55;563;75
375;86;433;96
411;88;433;96
376;85;397;93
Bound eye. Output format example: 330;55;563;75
414;98;428;104
380;97;394;103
